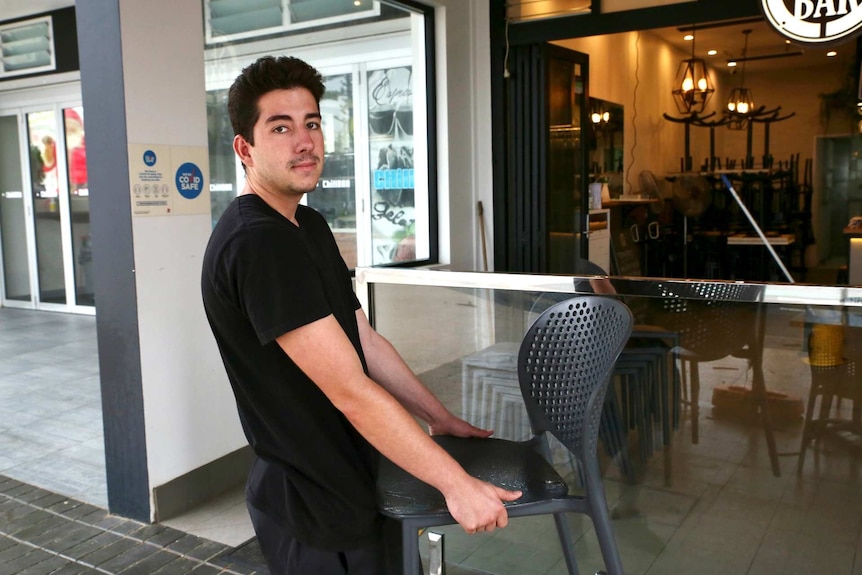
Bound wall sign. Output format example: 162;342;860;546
128;144;210;217
761;0;862;45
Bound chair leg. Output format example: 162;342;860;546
689;361;700;444
589;501;625;575
552;512;581;575
403;523;422;575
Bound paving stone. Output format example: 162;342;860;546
61;503;102;520
17;553;70;574
12;513;69;540
45;498;84;514
4;482;38;498
107;519;146;535
116;549;182;574
76;537;139;566
145;526;186;548
13;487;56;505
1;547;55;573
3;508;55;536
34;523;102;554
188;563;226;575
97;542;163;573
0;538;34;563
166;533;208;555
75;508;110;526
151;556;208;574
45;563;100;575
184;539;230;562
0;534;18;553
129;523;168;541
63;530;123;560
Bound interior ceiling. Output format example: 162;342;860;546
649;16;855;76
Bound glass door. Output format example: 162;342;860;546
27;108;67;305
0;97;91;312
0;113;32;303
63;106;93;306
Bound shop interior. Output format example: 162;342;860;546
552;17;859;284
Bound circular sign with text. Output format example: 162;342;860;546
762;0;862;45
175;162;204;199
143;149;157;166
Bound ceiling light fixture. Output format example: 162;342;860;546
726;29;756;129
672;28;714;114
707;49;718;56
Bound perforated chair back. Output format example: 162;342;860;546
518;296;634;464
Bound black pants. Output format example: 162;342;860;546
248;502;411;575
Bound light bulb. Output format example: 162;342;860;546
697;77;708;91
682;77;694;92
602;112;610;122
591;112;601;123
737;102;749;114
728;101;736;112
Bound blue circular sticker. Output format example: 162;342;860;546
175;162;204;199
143;150;157;166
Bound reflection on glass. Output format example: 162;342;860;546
207;89;237;227
364;273;862;573
368;66;416;265
0;114;31;301
27;110;66;305
309;74;357;268
64;106;93;306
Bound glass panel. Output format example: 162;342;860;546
368;65;417;265
207;88;237;226
0;114;31;301
27;110;66;304
362;270;862;574
309;73;357;268
548;57;586;274
64;106;93;306
203;0;434;269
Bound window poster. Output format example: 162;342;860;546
367;66;415;265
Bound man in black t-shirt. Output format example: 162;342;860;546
201;56;521;575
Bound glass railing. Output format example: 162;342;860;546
356;267;862;575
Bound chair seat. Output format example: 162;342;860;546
377;435;569;519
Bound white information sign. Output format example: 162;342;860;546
129;144;210;217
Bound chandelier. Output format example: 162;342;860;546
672;30;714;114
726;29;756;130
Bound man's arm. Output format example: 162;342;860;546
277;314;521;534
354;308;491;437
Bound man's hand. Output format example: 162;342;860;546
443;476;522;534
428;415;494;439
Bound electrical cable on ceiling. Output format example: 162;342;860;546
503;16;510;78
625;31;640;194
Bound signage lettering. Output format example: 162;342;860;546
762;0;862;45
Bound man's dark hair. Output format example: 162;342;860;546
228;56;325;145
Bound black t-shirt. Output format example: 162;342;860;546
201;194;380;550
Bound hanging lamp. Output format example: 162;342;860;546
726;29;756;130
672;29;714;114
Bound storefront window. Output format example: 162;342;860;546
368;65;417;264
203;0;435;269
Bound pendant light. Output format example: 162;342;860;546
672;29;714;114
726;29;756;129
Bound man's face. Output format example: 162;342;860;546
236;87;324;197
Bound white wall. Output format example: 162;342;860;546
429;0;493;271
118;0;245;507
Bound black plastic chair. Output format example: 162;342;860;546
377;295;634;575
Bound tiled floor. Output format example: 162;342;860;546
2;295;862;574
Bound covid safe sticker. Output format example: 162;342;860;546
175;162;204;199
